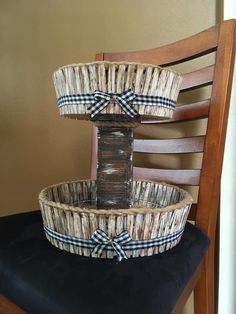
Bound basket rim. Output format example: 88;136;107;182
54;61;182;77
38;179;193;216
58;107;175;120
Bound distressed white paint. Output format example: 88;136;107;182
104;200;117;205
103;167;119;175
219;5;236;314
118;149;125;155
111;131;124;136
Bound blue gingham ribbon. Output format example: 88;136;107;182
88;89;138;118
57;90;176;118
44;225;184;262
91;229;131;261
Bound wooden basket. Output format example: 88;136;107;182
39;180;193;260
53;61;182;120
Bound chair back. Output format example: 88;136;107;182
91;20;236;244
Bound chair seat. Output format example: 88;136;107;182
0;211;209;314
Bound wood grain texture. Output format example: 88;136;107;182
180;65;214;92
91;19;236;314
90;126;97;180
142;100;210;124
134;167;200;185
134;136;205;154
97;126;133;209
194;19;236;314
99;23;219;66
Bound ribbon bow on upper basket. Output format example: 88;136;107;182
91;229;132;261
88;89;139;118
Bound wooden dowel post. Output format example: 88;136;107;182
92;114;140;209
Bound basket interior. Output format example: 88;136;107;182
44;180;186;210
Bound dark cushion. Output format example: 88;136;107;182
0;211;209;314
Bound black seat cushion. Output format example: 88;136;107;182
0;211;209;314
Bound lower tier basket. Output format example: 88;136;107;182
39;180;193;261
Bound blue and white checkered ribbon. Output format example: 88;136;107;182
44;225;184;262
91;229;131;261
88;89;138;118
57;90;176;118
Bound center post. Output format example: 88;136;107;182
92;114;140;209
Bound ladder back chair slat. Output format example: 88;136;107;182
134;136;205;154
133;167;200;186
142;100;210;124
180;65;214;92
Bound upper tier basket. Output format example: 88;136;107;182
53;61;182;120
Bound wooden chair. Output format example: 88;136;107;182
0;19;235;314
90;19;236;313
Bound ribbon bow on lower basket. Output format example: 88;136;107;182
88;89;139;118
91;229;132;261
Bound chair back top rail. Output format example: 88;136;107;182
97;23;219;66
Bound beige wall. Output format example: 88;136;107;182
0;0;217;216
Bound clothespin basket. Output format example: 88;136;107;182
53;61;181;119
39;61;193;261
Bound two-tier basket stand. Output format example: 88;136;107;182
39;61;193;261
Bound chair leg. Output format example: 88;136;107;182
194;249;215;314
171;262;203;314
0;294;26;314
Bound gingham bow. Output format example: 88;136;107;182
88;89;138;118
91;229;132;261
